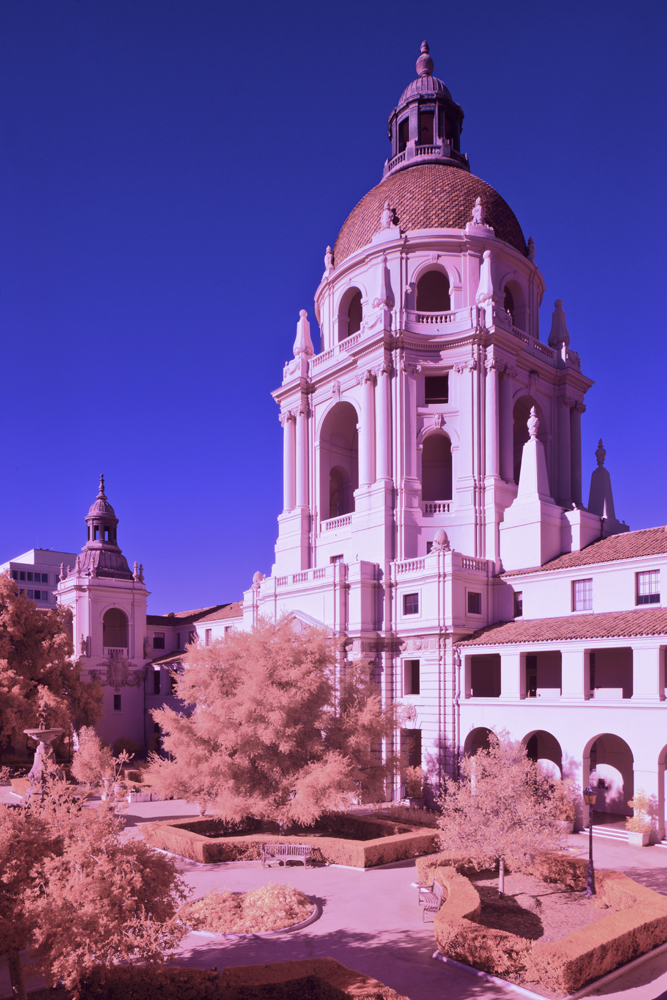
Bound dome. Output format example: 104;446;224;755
398;74;451;105
333;164;527;265
87;475;117;519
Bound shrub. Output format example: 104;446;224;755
71;728;114;787
113;737;143;757
626;788;653;833
404;766;424;798
181;883;312;934
550;777;580;822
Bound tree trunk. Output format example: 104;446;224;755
6;949;27;1000
499;856;505;896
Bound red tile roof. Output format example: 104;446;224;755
149;651;185;666
457;608;667;647
146;601;242;627
502;526;667;578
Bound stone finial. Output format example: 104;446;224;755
416;40;434;78
471;197;485;226
133;561;139;581
548;299;570;348
293;309;314;358
431;528;450;553
527;406;539;440
59;562;66;582
98;474;106;498
66;565;71;576
324;245;334;275
380;202;395;231
527;236;536;261
595;439;607;467
139;563;144;582
252;570;264;592
74;555;81;574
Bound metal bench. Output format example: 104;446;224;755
260;843;313;868
416;878;444;922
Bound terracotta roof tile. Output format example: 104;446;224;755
333;164;526;265
458;608;667;647
149;651;185;666
146;601;242;627
502;526;667;578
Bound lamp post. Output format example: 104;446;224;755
583;784;597;896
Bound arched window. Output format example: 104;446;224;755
398;117;409;153
504;285;515;320
320;402;359;522
103;608;128;648
338;288;363;342
503;280;527;331
416;270;450;313
421;433;452;501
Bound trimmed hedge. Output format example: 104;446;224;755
79;959;409;1000
141;814;439;868
429;856;667;995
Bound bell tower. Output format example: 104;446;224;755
57;476;150;746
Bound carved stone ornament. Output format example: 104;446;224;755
91;659;147;692
360;369;376;386
331;380;342;401
472;197;485;226
527;406;540;440
401;361;422;375
380;201;397;231
433;412;444;429
454;358;477;373
527;236;536;261
595;439;607;467
502;365;518;380
252;570;264;591
484;356;503;372
279;409;295;427
431;527;450;552
324;245;334;275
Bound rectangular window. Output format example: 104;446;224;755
205;629;212;646
224;625;232;635
176;633;180;649
404;659;420;695
526;654;537;697
153;671;161;695
41;573;48;583
27;590;34;599
34;590;41;600
513;591;523;618
27;572;33;582
153;632;165;649
113;694;121;712
330;554;344;564
572;578;593;611
403;592;419;615
637;570;660;605
19;571;25;581
424;375;449;403
11;571;18;580
398;117;410;153
467;591;482;615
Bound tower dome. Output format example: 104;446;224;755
332;42;527;265
79;475;133;580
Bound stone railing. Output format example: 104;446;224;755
395;558;426;574
104;647;127;658
423;501;451;514
415;311;456;325
322;514;352;531
461;557;487;573
386;151;406;171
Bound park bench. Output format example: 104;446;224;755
260;843;313;868
416;878;444;922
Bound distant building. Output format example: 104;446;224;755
0;548;76;607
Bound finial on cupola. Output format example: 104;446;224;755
98;474;106;498
416;40;434;78
548;299;570;348
595;439;607;467
293;309;314;358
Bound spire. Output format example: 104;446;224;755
98;473;106;498
548;299;570;348
416;40;433;78
293;310;314;358
80;477;134;581
588;438;616;521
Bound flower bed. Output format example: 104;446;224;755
427;855;667;996
141;813;439;868
180;883;313;934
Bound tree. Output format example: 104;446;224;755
0;778;189;1000
70;726;115;787
437;731;566;894
0;575;102;753
147;616;400;825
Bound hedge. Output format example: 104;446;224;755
140;814;439;868
78;958;409;1000
428;856;667;995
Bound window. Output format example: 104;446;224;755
404;659;420;695
175;633;181;649
572;578;593;612
41;573;48;583
113;694;121;712
421;434;452;500
189;630;197;644
27;572;33;582
416;270;450;312
153;632;165;649
398;117;409;153
153;670;161;695
330;554;344;564
426;541;433;554
103;608;128;648
504;285;514;320
224;625;232;635
205;629;212;646
424;375;449;404
27;590;34;599
526;654;537;697
419;110;434;145
19;571;25;581
467;591;482;615
34;590;42;600
637;571;660;605
11;571;18;580
347;291;362;337
403;593;419;615
513;592;523;618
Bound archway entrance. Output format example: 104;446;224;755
583;733;634;824
523;730;562;780
463;727;494;756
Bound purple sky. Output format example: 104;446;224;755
1;1;665;614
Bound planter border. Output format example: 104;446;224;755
186;900;320;938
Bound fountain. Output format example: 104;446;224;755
23;701;64;800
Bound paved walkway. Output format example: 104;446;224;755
3;794;667;999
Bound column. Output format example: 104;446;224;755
499;366;516;481
485;358;500;478
561;647;587;699
633;646;665;700
570;402;584;506
558;395;572;504
500;651;524;699
359;370;376;487
376;362;392;482
296;401;309;508
280;411;296;512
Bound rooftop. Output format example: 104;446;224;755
146;600;243;627
502;525;667;577
457;607;667;647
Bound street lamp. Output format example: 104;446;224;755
582;784;597;896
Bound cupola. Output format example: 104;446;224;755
384;41;467;179
78;475;134;580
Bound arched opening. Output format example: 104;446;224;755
416;270;450;313
421;433;452;501
398;117;409;153
590;648;633;699
523;730;563;779
103;608;128;648
583;733;634;825
503;280;527;332
338;288;363;342
513;395;547;485
463;727;494;756
320;402;359;523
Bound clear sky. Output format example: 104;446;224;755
1;1;665;614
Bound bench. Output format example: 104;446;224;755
260;843;313;868
416;878;444;922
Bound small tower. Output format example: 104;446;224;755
57;477;150;747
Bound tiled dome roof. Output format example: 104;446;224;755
333;164;527;265
398;74;452;104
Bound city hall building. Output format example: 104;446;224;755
14;44;667;839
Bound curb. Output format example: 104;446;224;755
186;901;320;939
